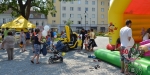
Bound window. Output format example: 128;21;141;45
42;21;44;26
101;1;104;5
53;0;56;3
41;14;45;18
70;0;73;4
92;1;95;5
63;20;66;24
70;7;74;11
78;7;81;11
101;14;104;18
72;21;74;24
78;14;81;18
52;20;56;24
85;1;88;4
9;18;12;21
54;6;56;10
62;7;66;11
71;14;74;18
101;8;104;12
78;21;81;24
85;7;88;11
78;0;81;4
86;21;88;24
62;13;66;18
63;0;66;3
92;14;95;18
29;14;33;18
92;8;95;11
101;21;104;24
36;21;39;26
52;14;56;17
92;21;95;24
3;18;6;23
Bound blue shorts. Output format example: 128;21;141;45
34;44;41;55
120;46;130;64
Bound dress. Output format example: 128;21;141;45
20;33;26;44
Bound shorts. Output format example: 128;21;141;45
34;44;41;54
26;38;30;40
120;46;130;64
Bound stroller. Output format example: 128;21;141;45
48;40;66;64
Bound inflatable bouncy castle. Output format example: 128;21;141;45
95;0;150;75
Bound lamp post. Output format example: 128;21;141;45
90;18;91;29
81;16;82;28
84;11;88;30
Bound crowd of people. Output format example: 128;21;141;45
0;27;98;64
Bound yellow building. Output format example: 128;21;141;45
47;0;60;31
97;0;110;32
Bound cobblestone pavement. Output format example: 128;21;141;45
0;37;123;75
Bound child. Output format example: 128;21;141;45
46;35;51;46
114;37;121;51
84;35;89;50
142;28;150;41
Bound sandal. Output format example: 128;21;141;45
31;60;34;64
36;62;40;64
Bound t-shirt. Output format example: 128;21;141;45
4;30;9;38
120;26;132;47
26;32;30;38
143;33;149;41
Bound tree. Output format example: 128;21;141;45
0;0;75;20
66;19;73;27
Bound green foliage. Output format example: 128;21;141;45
0;0;76;19
66;19;73;27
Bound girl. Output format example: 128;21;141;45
20;29;26;52
142;28;150;41
84;35;89;50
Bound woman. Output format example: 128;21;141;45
20;29;26;52
88;29;97;51
1;32;15;60
31;28;42;64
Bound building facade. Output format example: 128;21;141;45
47;0;61;32
47;0;110;32
97;0;110;32
60;0;98;32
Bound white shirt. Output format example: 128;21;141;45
143;33;149;41
120;26;132;47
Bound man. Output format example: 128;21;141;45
80;29;86;50
120;19;132;74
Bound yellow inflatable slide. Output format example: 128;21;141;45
109;0;150;45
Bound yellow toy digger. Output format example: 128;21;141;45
59;25;81;52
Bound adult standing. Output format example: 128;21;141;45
20;29;26;52
80;29;86;50
31;28;42;64
26;31;30;45
120;20;132;74
88;29;97;51
50;29;54;43
1;32;15;60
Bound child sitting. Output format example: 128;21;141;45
115;37;121;51
84;35;89;50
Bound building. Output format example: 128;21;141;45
0;9;47;29
47;0;61;32
60;0;98;32
29;11;47;29
47;0;110;32
97;0;110;32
